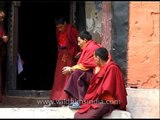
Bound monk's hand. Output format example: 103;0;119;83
62;66;72;75
2;36;8;43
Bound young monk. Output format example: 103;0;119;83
74;47;127;119
50;16;80;102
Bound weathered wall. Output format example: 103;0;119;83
85;1;112;52
127;88;159;118
85;1;159;88
111;2;129;81
85;1;102;44
85;2;129;80
101;2;112;52
127;2;160;88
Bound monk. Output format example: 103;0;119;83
50;16;80;101
62;31;101;107
0;9;8;102
74;47;127;119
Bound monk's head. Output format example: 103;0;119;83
0;9;6;24
94;47;109;66
55;16;67;33
77;30;92;49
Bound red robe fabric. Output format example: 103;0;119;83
0;25;6;51
64;40;101;100
50;24;79;100
77;40;101;68
77;60;127;114
57;24;80;58
0;25;6;102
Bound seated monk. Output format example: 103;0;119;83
62;31;101;106
74;47;127;119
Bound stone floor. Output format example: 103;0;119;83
0;96;46;108
0;96;132;119
0;107;132;119
0;88;159;118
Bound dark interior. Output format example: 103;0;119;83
17;1;70;90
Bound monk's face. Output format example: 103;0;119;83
94;53;100;66
0;11;5;24
77;37;87;49
56;22;66;33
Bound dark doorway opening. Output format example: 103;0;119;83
17;1;70;90
1;2;11;95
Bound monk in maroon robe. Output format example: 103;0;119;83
50;16;80;101
74;47;127;119
62;31;101;104
0;9;8;102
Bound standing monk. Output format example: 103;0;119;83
50;16;80;101
0;9;8;102
74;47;127;119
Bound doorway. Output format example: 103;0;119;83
17;1;70;90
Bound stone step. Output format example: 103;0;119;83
0;96;48;108
0;96;132;118
0;107;132;118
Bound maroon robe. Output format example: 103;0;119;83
50;24;79;100
0;25;6;102
75;61;127;118
64;40;101;100
77;40;101;68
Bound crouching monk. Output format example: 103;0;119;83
74;47;127;119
